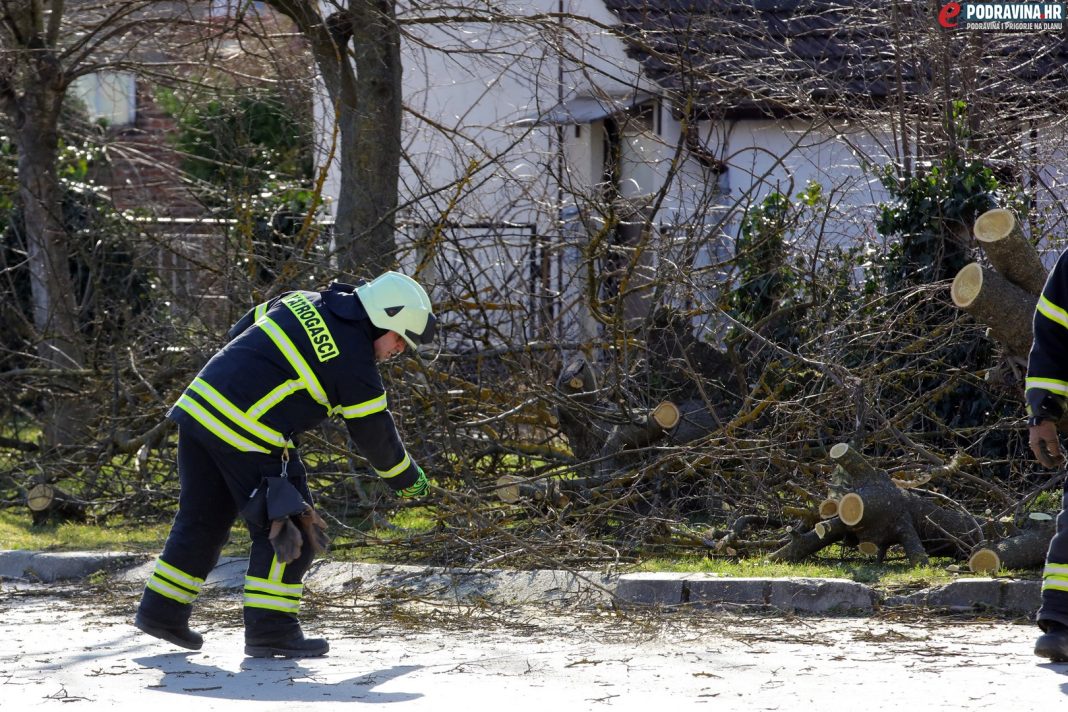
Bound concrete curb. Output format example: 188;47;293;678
0;550;143;583
0;549;1041;616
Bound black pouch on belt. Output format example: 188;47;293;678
241;472;312;563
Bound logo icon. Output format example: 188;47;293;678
939;1;962;27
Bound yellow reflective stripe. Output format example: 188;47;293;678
174;395;270;454
147;577;197;605
1044;581;1068;593
189;378;288;447
1027;377;1068;397
154;559;204;591
1046;563;1068;577
281;292;340;362
246;576;304;596
375;452;411;479
1038;295;1068;330
248;379;306;421
254;302;269;321
243;594;300;613
257;317;330;408
269;555;285;583
337;393;388;419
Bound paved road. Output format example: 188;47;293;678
2;584;1067;711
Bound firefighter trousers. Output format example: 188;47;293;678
137;426;316;642
1039;477;1068;630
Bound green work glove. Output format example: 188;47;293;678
395;467;429;498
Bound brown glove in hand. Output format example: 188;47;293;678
1030;420;1066;469
296;506;330;555
268;517;304;563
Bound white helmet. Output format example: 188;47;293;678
356;271;437;349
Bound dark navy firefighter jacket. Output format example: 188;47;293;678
1028;249;1068;421
167;282;422;491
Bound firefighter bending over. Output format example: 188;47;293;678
134;271;435;658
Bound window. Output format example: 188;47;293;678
71;72;136;127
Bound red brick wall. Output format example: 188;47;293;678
99;84;205;219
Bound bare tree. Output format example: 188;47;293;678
0;0;205;442
0;0;87;375
263;0;401;276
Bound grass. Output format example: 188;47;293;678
634;552;1038;593
0;510;246;556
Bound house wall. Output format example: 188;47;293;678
1022;123;1068;265
550;108;897;339
316;0;658;345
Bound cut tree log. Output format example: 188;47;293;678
972;208;1048;297
772;443;1018;566
494;474;570;507
553;357;721;483
838;492;865;526
818;498;839;519
967;548;1001;574
652;401;681;429
26;483;88;526
857;541;879;556
950;262;1037;360
968;520;1056;572
768;517;852;561
827;443;932;565
600;401;681;454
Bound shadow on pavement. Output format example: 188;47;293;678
133;653;423;703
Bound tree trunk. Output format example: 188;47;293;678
553;356;607;460
265;0;401;277
335;0;402;276
6;37;89;445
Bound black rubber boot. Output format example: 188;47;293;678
1035;621;1068;662
244;631;330;659
134;613;204;651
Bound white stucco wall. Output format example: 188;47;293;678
1021;121;1068;266
315;0;651;344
